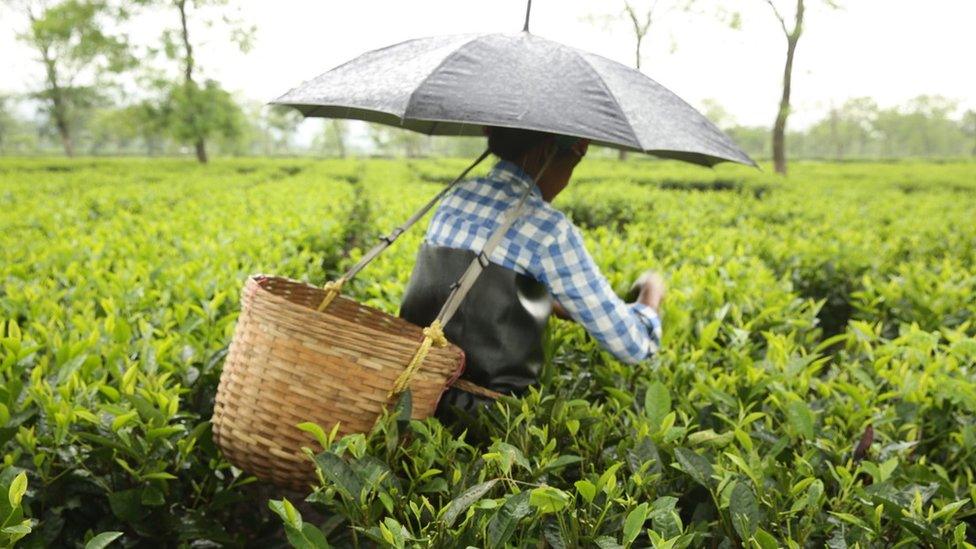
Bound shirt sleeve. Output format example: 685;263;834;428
528;220;662;364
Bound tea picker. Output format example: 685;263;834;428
212;0;756;488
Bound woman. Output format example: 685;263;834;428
399;126;665;424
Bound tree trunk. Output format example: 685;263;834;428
194;139;208;163
179;0;207;163
54;105;75;157
333;122;347;158
619;35;641;162
620;5;648;164
772;37;799;173
40;47;74;157
616;33;642;162
772;0;804;175
635;34;642;70
829;109;842;160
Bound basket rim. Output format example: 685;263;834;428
245;273;464;351
243;272;468;385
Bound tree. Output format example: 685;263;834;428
368;124;428;158
761;0;839;174
140;0;254;162
0;95;40;154
13;0;132;156
699;98;735;130
0;96;19;152
313;120;349;158
130;101;170;155
429;135;486;158
588;1;697;160
903;95;965;157
263;105;303;154
726;125;771;159
962;110;976;157
805;97;878;159
83;103;169;154
160;79;246;157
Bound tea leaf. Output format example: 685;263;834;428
284;522;331;549
268;499;300;529
108;489;149;523
544;454;582;472
574;480;596;503
623;502;649;545
141;472;177;481
730;481;759;540
753;528;778;549
649;496;682;539
1;521;31;539
296;422;328;450
529;486;570;514
594;536;624;549
687;429;733;447
313;452;364;502
785;401;815;439
442;479;498;527
487;491;531;548
643;381;671;430
8;471;26;508
84;531;123;549
673;448;714;488
542;517;568;549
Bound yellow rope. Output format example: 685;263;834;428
317;277;346;311
388;320;447;398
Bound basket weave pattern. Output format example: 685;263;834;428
212;275;465;488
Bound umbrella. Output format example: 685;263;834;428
272;25;755;167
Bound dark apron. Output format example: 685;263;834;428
398;243;551;423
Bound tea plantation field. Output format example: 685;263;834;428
0;157;974;548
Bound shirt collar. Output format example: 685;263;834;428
487;159;544;199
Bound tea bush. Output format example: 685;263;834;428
0;157;974;547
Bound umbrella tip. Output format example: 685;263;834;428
523;0;532;32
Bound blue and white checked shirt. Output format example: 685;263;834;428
425;159;662;364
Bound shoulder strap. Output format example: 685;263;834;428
386;151;555;400
317;148;491;311
433;161;547;327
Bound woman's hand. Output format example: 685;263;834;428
633;270;666;313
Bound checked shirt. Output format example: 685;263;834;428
425;159;662;364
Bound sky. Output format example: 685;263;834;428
2;0;974;145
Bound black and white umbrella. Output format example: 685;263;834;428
273;12;754;167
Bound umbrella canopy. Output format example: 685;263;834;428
273;31;755;167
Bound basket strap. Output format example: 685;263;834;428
451;379;504;399
317;148;492;312
391;151;556;400
433;151;555;329
388;321;504;400
386;320;448;398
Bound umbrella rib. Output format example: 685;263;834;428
576;55;642;151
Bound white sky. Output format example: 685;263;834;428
3;0;974;141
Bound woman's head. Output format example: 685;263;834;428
484;126;589;202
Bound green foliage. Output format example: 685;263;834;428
0;157;974;546
15;0;135;156
1;470;33;546
159;79;247;152
22;0;133;73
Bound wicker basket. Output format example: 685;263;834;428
212;274;468;489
